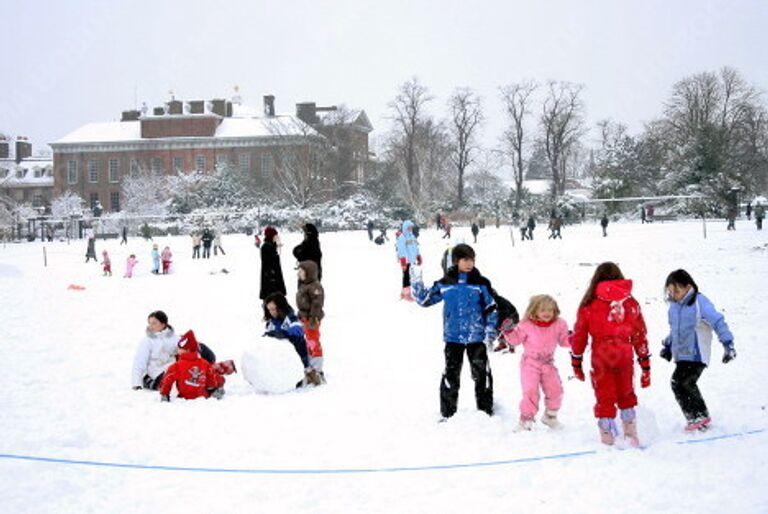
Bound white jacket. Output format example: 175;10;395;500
131;327;178;387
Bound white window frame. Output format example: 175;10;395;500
88;160;99;183
108;159;119;182
67;160;78;184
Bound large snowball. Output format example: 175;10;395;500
241;336;305;394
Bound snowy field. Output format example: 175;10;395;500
1;218;767;513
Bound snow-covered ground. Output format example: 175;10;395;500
1;219;767;513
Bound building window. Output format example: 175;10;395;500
151;157;163;175
16;168;25;179
110;192;120;212
195;155;206;172
89;193;100;210
67;160;78;183
130;159;139;177
239;154;250;173
215;154;228;170
108;159;119;182
173;157;184;172
88;160;99;183
33;194;43;207
260;154;273;176
33;168;42;178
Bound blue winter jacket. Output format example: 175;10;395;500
265;311;304;341
412;267;498;344
664;289;733;366
396;220;420;264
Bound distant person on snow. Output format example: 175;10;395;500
201;228;214;258
101;250;112;276
570;262;650;447
501;294;570;431
124;254;138;278
410;243;498;420
374;229;388;245
395;220;422;301
296;261;326;382
526;215;536;240
660;269;735;432
159;330;226;402
292;223;322;281
191;232;202;259
263;292;323;387
471;222;480;243
161;246;172;274
600;214;609;237
213;231;226;256
260;227;287;300
151;244;161;274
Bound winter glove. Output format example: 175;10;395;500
416;255;422;266
660;346;672;362
308;317;320;330
265;331;286;340
500;317;517;333
160;394;170;402
399;257;407;271
639;355;651;388
209;387;225;400
722;342;736;364
571;353;585;381
132;386;143;391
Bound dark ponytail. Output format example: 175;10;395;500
665;269;698;306
148;310;173;331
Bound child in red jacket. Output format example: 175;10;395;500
159;330;225;401
570;262;651;447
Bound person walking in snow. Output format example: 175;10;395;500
262;292;323;387
191;232;202;259
755;204;765;230
292;222;322;281
367;220;375;241
570;262;651;447
259;227;287;300
471;221;480;243
660;269;735;432
548;216;563;239
213;231;226;256
600;214;609;237
296;261;326;382
501;294;570;431
161;246;172;274
124;254;138;278
101;250;112;276
411;243;498;419
526;215;536;240
395;220;422;301
159;330;226;402
120;226;128;245
201;228;213;259
150;244;161;274
85;228;97;263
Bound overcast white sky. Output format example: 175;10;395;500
1;0;766;155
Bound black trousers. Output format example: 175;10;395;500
671;361;708;421
402;265;410;288
440;343;493;418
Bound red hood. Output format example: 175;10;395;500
596;279;633;301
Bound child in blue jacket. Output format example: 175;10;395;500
661;269;735;432
411;244;498;419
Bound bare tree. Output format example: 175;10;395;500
500;80;537;210
265;117;333;208
387;78;434;210
447;87;483;204
539;81;586;196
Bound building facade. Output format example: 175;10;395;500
0;136;54;208
51;96;373;212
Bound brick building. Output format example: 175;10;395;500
0;136;54;208
51;96;373;212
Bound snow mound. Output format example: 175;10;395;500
241;336;304;394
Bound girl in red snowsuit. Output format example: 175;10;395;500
570;262;651;446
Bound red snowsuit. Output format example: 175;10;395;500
159;352;225;400
571;279;649;419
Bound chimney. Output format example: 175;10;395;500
226;101;233;117
0;135;8;159
121;110;141;121
153;106;165;116
210;99;227;117
188;100;204;114
167;100;183;115
263;95;275;117
15;137;32;164
296;102;318;124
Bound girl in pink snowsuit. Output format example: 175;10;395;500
124;254;138;278
161;246;172;274
502;294;570;430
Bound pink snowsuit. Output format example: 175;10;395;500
124;256;138;278
503;318;570;420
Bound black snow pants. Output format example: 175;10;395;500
671;361;709;422
440;342;493;418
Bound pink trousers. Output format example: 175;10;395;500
519;356;564;420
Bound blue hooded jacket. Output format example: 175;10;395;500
664;289;733;365
412;267;498;344
396;220;420;264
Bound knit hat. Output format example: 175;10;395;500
451;243;476;264
264;226;278;241
177;330;200;353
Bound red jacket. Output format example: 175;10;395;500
571;279;649;366
159;352;225;399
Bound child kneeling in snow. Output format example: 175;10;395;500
502;294;570;431
159;330;226;401
263;292;323;387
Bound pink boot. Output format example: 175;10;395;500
684;417;712;432
620;408;640;447
400;286;414;302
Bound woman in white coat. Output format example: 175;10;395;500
131;311;179;390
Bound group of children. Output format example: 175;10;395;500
409;243;735;447
98;244;173;278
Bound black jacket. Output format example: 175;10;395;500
260;241;286;300
292;223;322;280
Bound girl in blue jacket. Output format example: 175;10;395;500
661;269;736;432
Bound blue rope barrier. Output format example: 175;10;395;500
0;428;763;475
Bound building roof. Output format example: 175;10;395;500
319;109;373;133
53;112;320;146
0;158;54;188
